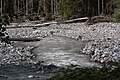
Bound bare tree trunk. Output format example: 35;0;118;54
14;0;17;14
101;0;104;15
44;0;46;14
1;0;2;16
23;0;25;14
26;0;28;15
51;0;54;15
18;0;19;12
29;0;33;14
44;0;48;17
38;0;40;14
55;0;58;15
31;0;33;14
102;0;104;12
54;0;56;15
98;0;100;15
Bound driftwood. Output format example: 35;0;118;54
64;17;88;23
34;21;57;27
9;38;41;42
6;17;88;29
6;21;57;29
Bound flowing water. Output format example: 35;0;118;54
0;36;101;80
32;36;100;67
0;63;60;80
13;36;101;67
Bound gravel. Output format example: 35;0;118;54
0;42;36;65
7;22;120;40
82;38;120;63
5;22;120;64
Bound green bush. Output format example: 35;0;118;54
112;0;120;22
112;9;120;22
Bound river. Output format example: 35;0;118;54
0;36;101;80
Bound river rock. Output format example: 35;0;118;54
82;38;120;63
0;42;36;65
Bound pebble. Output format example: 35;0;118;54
28;75;34;78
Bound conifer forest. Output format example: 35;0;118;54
0;0;120;80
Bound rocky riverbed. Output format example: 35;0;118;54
6;22;120;63
0;43;35;65
0;42;62;80
7;22;120;40
82;38;120;63
0;22;120;80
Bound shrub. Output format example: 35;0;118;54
112;0;120;22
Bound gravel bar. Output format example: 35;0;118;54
5;22;120;64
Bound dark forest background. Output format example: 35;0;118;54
0;0;119;22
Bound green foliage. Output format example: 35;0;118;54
57;0;81;20
0;15;10;44
1;0;116;21
49;66;120;80
112;0;120;22
112;9;120;22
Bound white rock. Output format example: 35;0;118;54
28;75;34;78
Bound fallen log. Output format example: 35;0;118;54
9;38;41;42
6;17;88;29
6;21;58;29
64;17;88;23
34;21;57;27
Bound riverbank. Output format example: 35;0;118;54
0;42;62;80
0;43;35;65
1;22;120;80
49;65;120;80
6;22;120;64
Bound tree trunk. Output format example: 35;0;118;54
38;0;40;14
18;0;19;12
23;0;25;14
101;0;104;15
14;0;17;14
26;0;28;15
29;0;33;14
51;0;54;15
54;0;56;15
98;0;100;15
1;0;2;16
